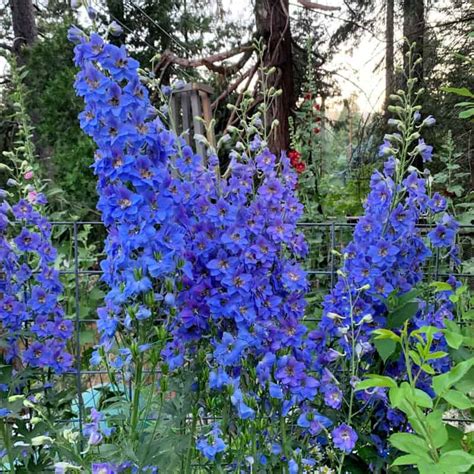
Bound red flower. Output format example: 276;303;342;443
295;162;306;174
288;149;305;173
313;127;321;134
288;150;301;160
288;150;301;166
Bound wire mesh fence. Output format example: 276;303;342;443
3;219;471;472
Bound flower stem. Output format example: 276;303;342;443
0;420;15;474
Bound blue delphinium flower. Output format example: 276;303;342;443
331;424;358;453
0;190;72;374
84;408;114;446
70;28;189;374
91;463;117;474
160;127;312;456
310;110;459;458
196;424;227;461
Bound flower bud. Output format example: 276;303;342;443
54;462;81;472
8;395;24;403
31;435;54;446
63;428;80;444
108;20;123;37
361;314;373;324
164;293;175;306
23;399;35;408
87;6;97;20
422;115;436;127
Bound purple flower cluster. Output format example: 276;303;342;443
309;125;458;450
90;462;157;474
163;144;317;413
315;157;456;355
196;423;226;461
70;29;189;364
84;408;113;446
0;195;73;374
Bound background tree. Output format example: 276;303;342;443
9;0;38;62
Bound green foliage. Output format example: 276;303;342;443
443;85;474;121
431;131;473;275
357;287;474;473
22;21;96;219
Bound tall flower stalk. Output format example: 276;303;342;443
69;24;195;470
0;60;73;472
308;45;459;471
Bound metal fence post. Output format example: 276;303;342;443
73;222;84;452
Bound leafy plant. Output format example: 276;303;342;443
359;315;474;473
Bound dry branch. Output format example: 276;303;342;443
296;0;340;11
155;44;254;75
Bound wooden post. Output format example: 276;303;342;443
169;83;215;159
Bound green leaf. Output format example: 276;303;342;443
454;101;474;107
389;433;431;455
443;86;474;97
388;301;419;328
372;328;401;342
444;319;461;333
397;288;422;308
441;425;465;453
426;411;448;448
421;364;436;375
442;390;473;409
438;450;474;472
430;281;453;292
459;108;474;119
356;375;397;391
444;331;464;349
454;368;474;393
412;388;433;409
462;309;474;321
391;454;422;466
409;349;422;366
374;338;397;363
389;386;404;408
433;358;474;396
427;351;449;360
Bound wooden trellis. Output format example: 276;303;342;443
169;83;215;158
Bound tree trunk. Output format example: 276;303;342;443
403;0;424;83
255;0;295;154
10;0;38;61
403;0;424;170
384;0;394;111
